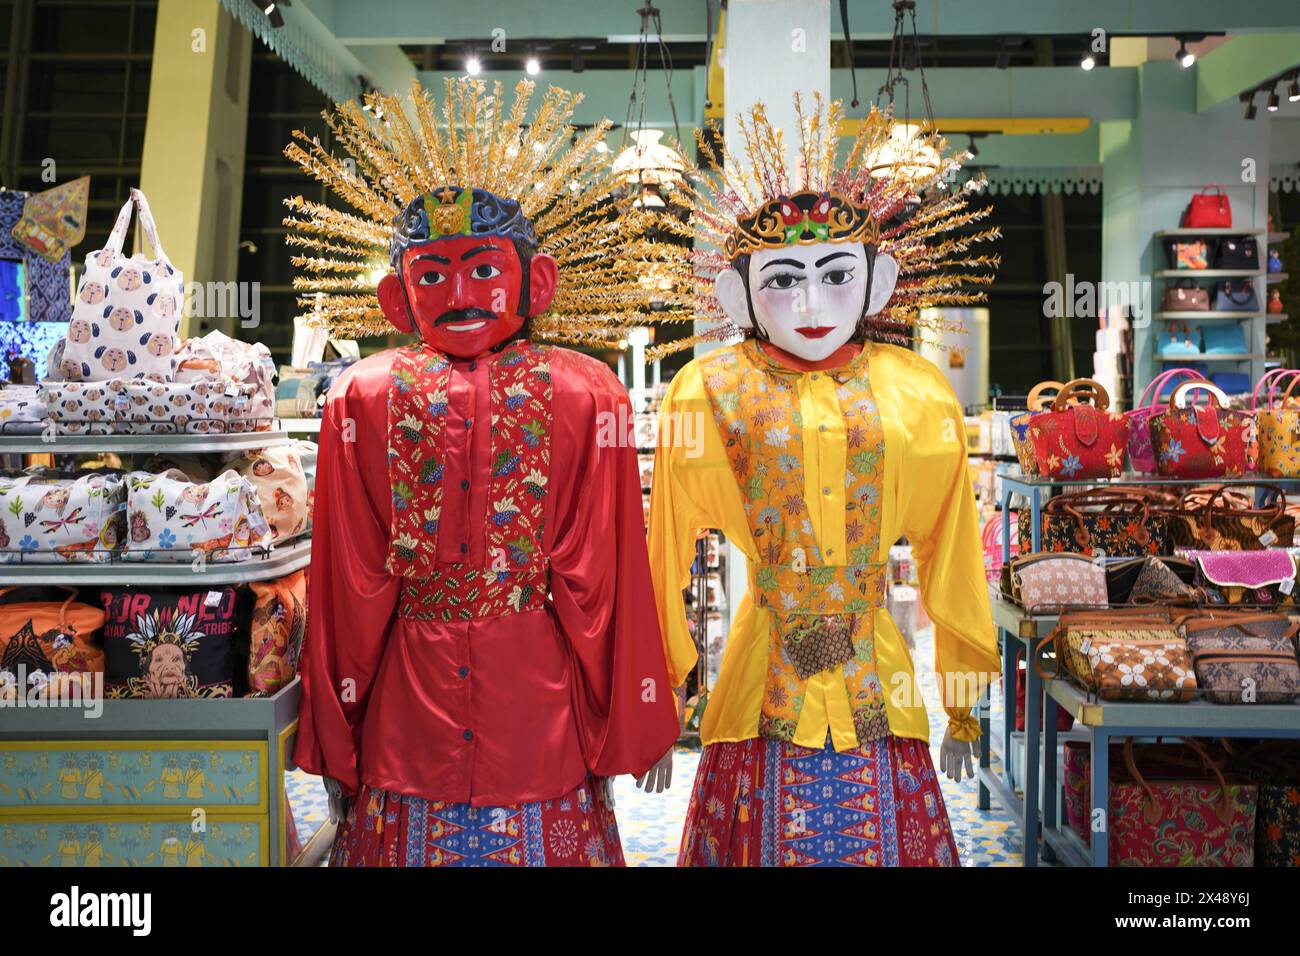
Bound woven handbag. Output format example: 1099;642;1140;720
1180;611;1300;704
1019;489;1171;558
1037;608;1196;703
1255;369;1300;478
1162;485;1295;551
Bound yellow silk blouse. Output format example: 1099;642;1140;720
648;340;999;750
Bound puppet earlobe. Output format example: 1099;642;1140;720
714;268;753;330
866;253;900;316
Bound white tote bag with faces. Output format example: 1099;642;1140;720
61;188;183;382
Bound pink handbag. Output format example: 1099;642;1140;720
1126;368;1208;474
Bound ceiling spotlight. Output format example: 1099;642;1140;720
465;53;482;76
1289;74;1300;102
995;39;1011;70
1176;39;1195;68
1267;85;1281;112
1242;91;1257;120
1080;50;1096;71
263;0;289;29
525;54;541;76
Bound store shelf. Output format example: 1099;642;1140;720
1152;269;1265;278
0;429;290;455
0;537;310;585
1154;352;1261;362
1047;677;1300;730
279;418;322;434
1152;311;1262;320
1268;313;1290;324
1269;232;1292;243
1154;228;1267;238
1267;272;1289;284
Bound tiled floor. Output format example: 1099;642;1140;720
285;627;1026;866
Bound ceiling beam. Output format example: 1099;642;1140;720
1195;32;1300;112
309;0;1300;45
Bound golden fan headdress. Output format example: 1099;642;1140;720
282;77;692;344
649;94;1001;359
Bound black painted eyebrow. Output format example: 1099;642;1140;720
412;253;451;264
815;252;856;267
460;245;500;260
759;258;807;272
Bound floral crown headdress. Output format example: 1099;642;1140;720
283;77;694;345
649;94;1000;359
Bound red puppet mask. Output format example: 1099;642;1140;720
376;235;557;359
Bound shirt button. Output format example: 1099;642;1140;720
460;479;469;490
458;666;470;678
468;361;477;371
463;730;474;741
464;418;473;429
822;487;831;495
819;425;827;432
460;543;468;554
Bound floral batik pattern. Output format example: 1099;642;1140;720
699;341;889;745
1026;405;1129;480
386;340;552;621
1148;406;1257;479
329;775;623;867
1255;407;1300;478
677;735;958;867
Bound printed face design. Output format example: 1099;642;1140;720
148;293;176;319
106;307;140;332
111;266;148;291
714;241;901;362
68;319;93;343
130;510;150;542
94;346;132;373
94;249;115;269
79;282;106;305
398;235;527;358
144;642;188;699
40;488;70;513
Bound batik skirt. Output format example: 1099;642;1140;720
678;735;959;867
329;775;624;867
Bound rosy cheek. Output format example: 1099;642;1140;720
823;283;865;316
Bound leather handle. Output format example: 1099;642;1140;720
1052;378;1110;412
1025;380;1067;412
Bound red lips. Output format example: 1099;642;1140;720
796;327;835;339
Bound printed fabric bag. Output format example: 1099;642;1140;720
1254;368;1300;478
1182;548;1298;606
118;378;258;434
1147;381;1257;479
1025;378;1129;480
1181;611;1300;704
174;331;277;429
0;386;48;435
1161;238;1210;270
1008;380;1064;476
124;469;271;562
1105;555;1198;604
61;188;183;382
1006;552;1107;611
242;570;306;697
1069;738;1257;866
0;587;105;697
1228;743;1300;867
293;439;318;529
234;446;308;540
100;585;238;698
40;380;127;435
1019;489;1170;558
1037;609;1196;703
0;472;124;563
1162;485;1295;551
1126;367;1207;474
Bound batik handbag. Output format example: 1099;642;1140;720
1105;555;1198;604
0;587;105;688
1228;743;1300;867
1008;380;1065;476
1180;611;1300;704
1163;485;1294;551
1127;554;1202;604
1213;280;1260;313
123;469;271;562
1255;369;1300;477
1020;489;1170;558
1126;367;1208;474
1108;738;1256;866
1026;378;1129;480
1038;608;1196;702
242;570;306;696
1147;381;1257;478
100;585;238;698
1006;552;1108;611
1182;548;1298;606
1214;236;1259;271
61;188;183;382
0;472;125;563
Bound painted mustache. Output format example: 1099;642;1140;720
433;308;497;327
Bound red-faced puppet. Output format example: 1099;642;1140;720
375;187;558;358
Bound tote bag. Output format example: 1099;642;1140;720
61;188;183;382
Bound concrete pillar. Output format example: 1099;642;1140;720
139;0;252;336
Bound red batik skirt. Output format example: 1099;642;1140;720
678;735;959;867
329;775;624;867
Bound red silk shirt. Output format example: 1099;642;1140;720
293;343;679;806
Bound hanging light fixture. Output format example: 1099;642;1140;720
869;1;941;183
614;1;686;210
1176;38;1195;68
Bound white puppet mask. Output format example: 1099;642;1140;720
714;242;900;362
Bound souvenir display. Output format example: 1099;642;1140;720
1147;382;1257;479
234;446;308;540
644;92;999;868
60;188;183;382
1181;612;1300;704
1019;489;1171;558
1025;378;1128;480
243;570;306;696
283;77;682;868
123;469;271;562
0;472;124;563
0;587;104;683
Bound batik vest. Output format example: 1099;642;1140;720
385;339;552;621
700;341;891;745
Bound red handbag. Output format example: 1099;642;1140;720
1026;378;1129;480
1181;184;1232;229
1147;381;1257;479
